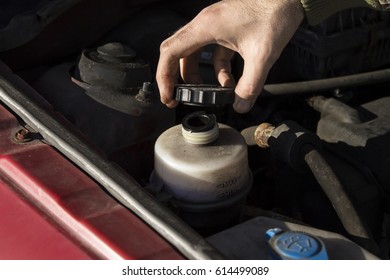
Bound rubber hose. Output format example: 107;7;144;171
303;147;380;255
263;68;390;95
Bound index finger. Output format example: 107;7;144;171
156;20;214;106
156;53;179;107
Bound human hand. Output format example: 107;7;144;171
156;0;304;113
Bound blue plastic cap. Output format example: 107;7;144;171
266;228;329;260
265;228;283;240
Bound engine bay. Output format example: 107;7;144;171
1;2;390;259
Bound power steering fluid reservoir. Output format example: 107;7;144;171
153;111;252;228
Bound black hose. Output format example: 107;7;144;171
304;147;380;254
263;68;390;95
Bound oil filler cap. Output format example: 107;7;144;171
175;84;235;107
265;228;329;260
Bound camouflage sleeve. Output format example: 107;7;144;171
300;0;390;25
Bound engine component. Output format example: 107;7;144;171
285;8;390;79
310;95;390;197
152;111;252;228
73;42;155;115
174;84;235;107
207;216;378;260
181;111;219;144
242;121;380;253
262;67;390;96
245;121;322;173
76;42;151;90
265;228;329;260
33;42;174;179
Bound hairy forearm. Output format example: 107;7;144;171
300;0;390;25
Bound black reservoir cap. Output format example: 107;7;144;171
174;84;235;107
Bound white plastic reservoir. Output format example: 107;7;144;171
153;112;252;227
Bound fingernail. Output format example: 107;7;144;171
166;100;178;108
233;99;253;113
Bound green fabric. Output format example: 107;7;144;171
300;0;388;25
